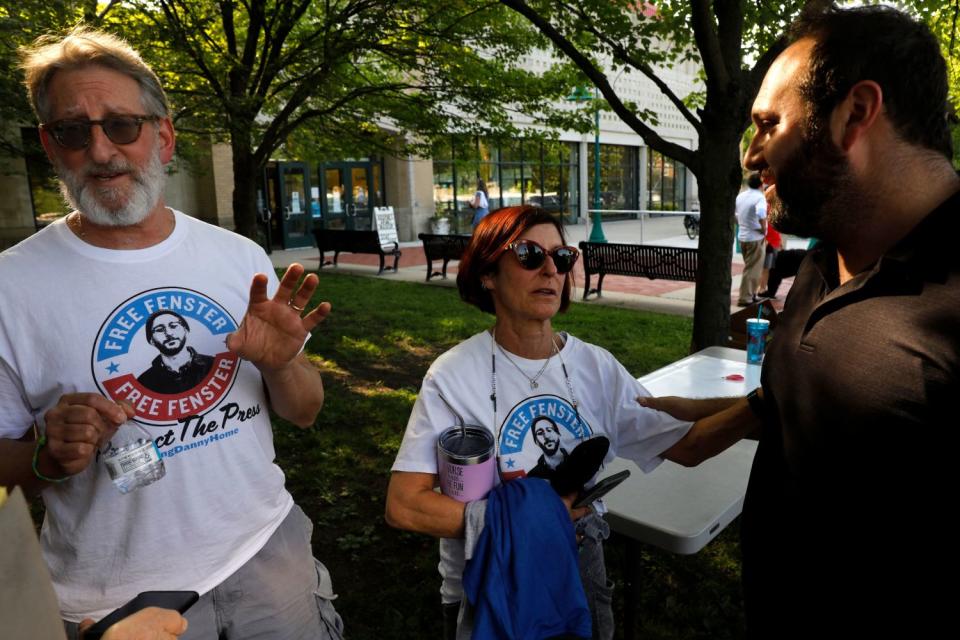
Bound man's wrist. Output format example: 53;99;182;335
32;435;69;484
746;387;765;419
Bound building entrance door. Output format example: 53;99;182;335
263;161;313;249
318;162;378;230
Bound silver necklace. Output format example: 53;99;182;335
493;330;556;389
488;330;581;464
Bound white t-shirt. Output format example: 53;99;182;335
392;330;692;602
735;187;767;243
473;191;488;210
0;211;293;621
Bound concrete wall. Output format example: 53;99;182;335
163;140;234;228
0;152;39;250
383;153;434;242
210;142;235;229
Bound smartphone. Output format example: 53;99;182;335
572;469;631;509
83;590;199;639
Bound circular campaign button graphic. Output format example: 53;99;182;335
91;287;240;427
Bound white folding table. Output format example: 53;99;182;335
603;346;760;637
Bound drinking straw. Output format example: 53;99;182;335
437;391;467;439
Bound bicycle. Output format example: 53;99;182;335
683;214;700;240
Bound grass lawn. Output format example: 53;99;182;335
277;272;746;639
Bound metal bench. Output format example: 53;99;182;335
578;241;698;300
312;229;401;275
417;233;471;281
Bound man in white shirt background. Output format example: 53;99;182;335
735;172;768;306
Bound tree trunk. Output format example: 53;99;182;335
690;133;744;352
231;136;259;241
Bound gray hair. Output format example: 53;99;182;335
19;26;169;123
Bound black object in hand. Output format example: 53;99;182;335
543;436;610;496
572;469;631;508
83;591;199;640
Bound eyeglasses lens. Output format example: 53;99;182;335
103;118;142;144
552;249;577;273
52;117;144;149
515;242;546;270
512;241;578;273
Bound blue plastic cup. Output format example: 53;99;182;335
746;318;770;364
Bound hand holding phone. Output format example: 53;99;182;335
82;591;198;640
572;469;631;509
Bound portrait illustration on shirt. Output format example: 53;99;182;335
93;287;240;428
137;310;215;394
498;395;591;482
526;416;570;480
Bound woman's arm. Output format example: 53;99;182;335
385;471;468;538
638;395;742;422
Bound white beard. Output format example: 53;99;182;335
57;147;165;227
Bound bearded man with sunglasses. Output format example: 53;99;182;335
386;206;761;639
0;28;344;639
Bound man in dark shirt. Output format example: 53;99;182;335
138;310;214;393
642;5;958;636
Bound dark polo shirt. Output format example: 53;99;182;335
742;190;960;637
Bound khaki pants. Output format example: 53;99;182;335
739;239;765;304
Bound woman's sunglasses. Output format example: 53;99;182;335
41;115;160;150
504;239;579;274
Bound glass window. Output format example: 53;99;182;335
433;161;455;218
498;137;523;163
647;149;688;211
431;137;579;226
588;144;638;220
499;163;523;208
372;162;383;207
432;137;453;162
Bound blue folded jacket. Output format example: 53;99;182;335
463;478;591;640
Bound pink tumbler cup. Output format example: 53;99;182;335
437;426;495;502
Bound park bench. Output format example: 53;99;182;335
312;229;401;275
418;233;471;281
578;241;698;300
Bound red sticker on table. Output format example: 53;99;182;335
724;374;745;381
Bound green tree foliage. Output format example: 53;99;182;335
0;1;108;155
3;1;584;238
103;0;584;239
502;0;960;348
499;0;819;349
904;0;960;166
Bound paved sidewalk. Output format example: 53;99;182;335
268;216;799;317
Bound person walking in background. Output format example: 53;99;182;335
469;178;490;228
759;238;820;299
758;217;782;296
735;173;767;305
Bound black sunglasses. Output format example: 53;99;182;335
504;239;579;274
42;115;160;150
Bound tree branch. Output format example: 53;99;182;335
554;0;702;133
689;0;729;95
499;0;697;170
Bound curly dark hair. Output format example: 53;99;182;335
789;4;952;159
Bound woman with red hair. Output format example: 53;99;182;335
386;206;756;639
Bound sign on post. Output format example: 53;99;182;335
374;207;398;246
